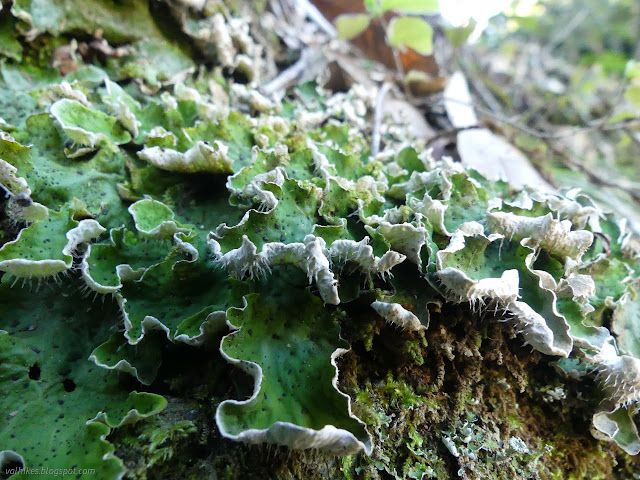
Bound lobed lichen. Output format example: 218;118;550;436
1;1;640;479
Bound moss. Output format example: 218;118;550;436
110;398;209;480
331;304;640;479
2;1;640;477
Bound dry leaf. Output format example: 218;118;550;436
444;72;553;191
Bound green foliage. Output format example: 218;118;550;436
1;2;640;479
334;13;372;40
334;0;439;67
502;0;637;66
387;16;434;56
381;0;439;15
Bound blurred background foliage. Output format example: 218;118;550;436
324;0;640;225
456;0;640;225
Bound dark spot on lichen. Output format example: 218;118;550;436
62;379;76;392
28;363;41;381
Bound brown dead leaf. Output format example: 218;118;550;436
323;51;379;90
309;0;366;21
310;0;440;76
404;69;447;96
398;48;439;77
52;43;79;76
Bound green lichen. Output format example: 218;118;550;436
1;1;640;479
0;276;166;480
218;280;370;454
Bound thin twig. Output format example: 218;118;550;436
262;48;314;95
544;138;640;203
470;77;503;114
424;125;483;148
295;0;337;37
626;128;640;148
441;96;640;139
371;82;393;156
545;8;589;53
455;43;633;139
